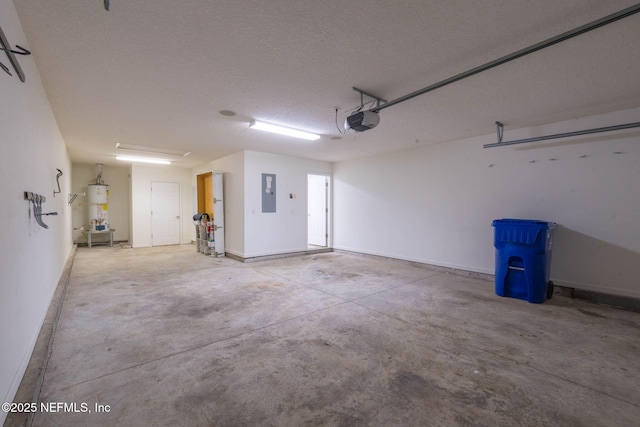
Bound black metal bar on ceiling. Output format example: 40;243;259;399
369;3;640;113
483;121;640;148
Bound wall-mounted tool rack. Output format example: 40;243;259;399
24;192;58;229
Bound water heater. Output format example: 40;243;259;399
87;184;109;231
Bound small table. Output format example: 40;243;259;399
87;229;115;248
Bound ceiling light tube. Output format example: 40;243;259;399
116;156;171;165
249;120;320;141
115;142;190;157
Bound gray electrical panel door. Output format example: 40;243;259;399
262;173;276;213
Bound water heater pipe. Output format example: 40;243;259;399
95;163;103;185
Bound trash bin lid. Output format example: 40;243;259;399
492;219;556;245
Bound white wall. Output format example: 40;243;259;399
334;107;640;299
0;1;73;421
192;152;245;256
192;150;332;259
243;151;332;258
71;163;130;243
130;164;193;247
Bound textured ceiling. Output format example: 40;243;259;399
12;0;640;168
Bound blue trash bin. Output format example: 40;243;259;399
492;219;556;303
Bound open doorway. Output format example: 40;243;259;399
196;171;225;256
308;174;330;248
196;172;213;217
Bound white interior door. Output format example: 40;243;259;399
151;181;181;246
213;171;225;256
308;174;328;246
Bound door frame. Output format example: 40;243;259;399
196;171;213;218
151;180;181;246
307;173;331;248
196;170;225;256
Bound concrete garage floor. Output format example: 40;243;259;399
8;245;640;426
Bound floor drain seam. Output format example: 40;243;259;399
338;276;434;303
253;266;435;303
57;300;351;392
249;267;351;301
478;347;640;409
348;301;640;409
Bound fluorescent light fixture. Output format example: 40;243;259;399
115;142;190;157
249;120;320;141
116;155;171;165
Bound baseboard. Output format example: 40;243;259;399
332;248;494;282
554;285;640;313
333;249;640;313
3;244;78;427
332;245;494;275
76;240;129;247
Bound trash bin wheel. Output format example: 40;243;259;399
546;281;554;300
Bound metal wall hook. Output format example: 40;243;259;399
54;169;63;197
0;25;27;82
68;191;85;206
495;122;504;144
0;61;11;76
0;44;31;56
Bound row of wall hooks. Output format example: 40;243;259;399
0;25;30;82
487;151;626;167
24;192;57;229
